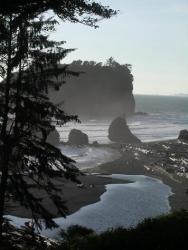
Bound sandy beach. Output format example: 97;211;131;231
5;139;188;220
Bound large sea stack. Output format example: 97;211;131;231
49;59;135;119
108;117;141;143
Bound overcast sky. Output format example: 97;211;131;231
51;0;188;95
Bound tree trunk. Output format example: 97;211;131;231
0;14;13;240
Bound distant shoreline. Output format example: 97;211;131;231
134;94;188;98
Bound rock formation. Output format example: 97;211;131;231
108;117;141;143
178;130;188;141
34;129;60;146
68;129;89;145
49;59;135;119
46;129;60;146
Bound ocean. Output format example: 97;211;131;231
58;95;188;144
9;95;181;235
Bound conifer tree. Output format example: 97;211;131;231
0;14;81;238
0;1;116;240
0;0;117;28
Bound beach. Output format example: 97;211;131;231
6;139;188;220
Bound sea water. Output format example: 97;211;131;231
6;96;184;236
57;95;188;144
59;145;121;169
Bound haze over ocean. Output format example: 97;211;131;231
58;95;188;144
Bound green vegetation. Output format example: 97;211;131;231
0;0;116;241
0;0;117;27
57;210;188;250
0;14;80;236
1;210;187;250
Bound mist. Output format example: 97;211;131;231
50;58;135;120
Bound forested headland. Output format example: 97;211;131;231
50;58;135;119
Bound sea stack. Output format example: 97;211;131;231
178;130;188;141
108;117;141;143
46;129;60;146
68;129;89;145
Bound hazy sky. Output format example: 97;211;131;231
51;0;188;95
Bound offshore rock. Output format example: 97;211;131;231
68;129;89;145
108;117;141;143
46;129;60;146
178;130;188;141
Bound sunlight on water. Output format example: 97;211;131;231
7;175;172;239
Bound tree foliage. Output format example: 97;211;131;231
0;14;81;234
0;0;116;239
58;210;188;250
0;0;117;28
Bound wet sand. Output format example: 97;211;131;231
88;154;188;212
5;140;188;218
5;175;129;218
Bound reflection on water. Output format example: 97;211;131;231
7;175;172;239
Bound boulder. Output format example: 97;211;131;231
108;117;141;143
92;141;99;146
68;129;89;145
46;129;60;146
178;130;188;141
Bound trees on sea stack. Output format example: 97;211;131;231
0;1;116;239
56;58;134;118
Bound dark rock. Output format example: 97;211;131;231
134;111;148;116
49;61;135;119
93;141;99;146
68;129;89;145
178;130;188;141
46;129;60;146
108;117;141;143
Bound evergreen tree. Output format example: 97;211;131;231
0;0;117;28
0;14;81;238
0;0;116;241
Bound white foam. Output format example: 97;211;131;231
59;145;121;169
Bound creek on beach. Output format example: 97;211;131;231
7;173;172;239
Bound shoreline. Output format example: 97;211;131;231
5;175;129;218
85;139;188;213
86;156;188;213
5;139;188;219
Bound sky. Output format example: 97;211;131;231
51;0;188;95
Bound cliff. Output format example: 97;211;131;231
50;58;135;119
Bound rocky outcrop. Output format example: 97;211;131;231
68;129;89;145
49;59;135;119
178;130;188;141
108;117;141;143
35;129;60;146
92;141;99;146
46;129;60;146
